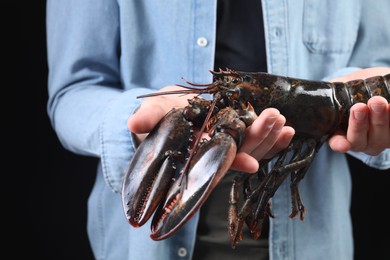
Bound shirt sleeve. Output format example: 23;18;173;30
46;0;152;192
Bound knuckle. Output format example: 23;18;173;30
350;142;367;152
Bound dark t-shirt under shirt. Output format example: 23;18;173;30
193;0;269;259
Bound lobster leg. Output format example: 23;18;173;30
260;138;318;222
246;150;292;241
228;138;320;248
228;164;275;247
288;138;325;220
227;170;269;242
227;172;247;246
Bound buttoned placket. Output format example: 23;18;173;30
262;0;294;260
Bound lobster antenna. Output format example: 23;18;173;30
177;95;219;194
179;76;215;87
137;89;204;99
137;77;219;99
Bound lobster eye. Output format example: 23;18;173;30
231;78;240;84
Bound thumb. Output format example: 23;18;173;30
128;85;196;134
127;101;168;134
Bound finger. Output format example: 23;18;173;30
239;108;281;155
327;130;351;153
230;152;259;174
127;100;167;133
330;67;390;82
262;126;295;159
346;103;370;151
249;115;287;160
230;126;295;173
366;96;390;154
128;86;194;133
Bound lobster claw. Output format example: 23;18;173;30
149;107;250;240
121;108;193;227
150;132;237;240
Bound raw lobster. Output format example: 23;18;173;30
121;69;390;248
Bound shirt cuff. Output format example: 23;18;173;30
347;150;390;170
100;88;153;193
321;67;361;81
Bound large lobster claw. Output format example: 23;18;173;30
150;132;237;240
149;108;249;240
121;108;193;227
122;99;254;240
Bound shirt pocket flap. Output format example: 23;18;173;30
303;0;361;54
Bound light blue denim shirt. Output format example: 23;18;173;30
46;0;390;259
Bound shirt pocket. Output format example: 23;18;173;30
303;0;361;54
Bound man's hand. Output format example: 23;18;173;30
231;108;294;173
328;67;390;155
127;86;195;146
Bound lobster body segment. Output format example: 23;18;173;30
122;69;390;248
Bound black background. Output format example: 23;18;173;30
5;1;389;259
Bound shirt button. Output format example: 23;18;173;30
197;37;208;47
178;247;187;257
274;27;282;37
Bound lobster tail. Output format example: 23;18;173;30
334;74;390;132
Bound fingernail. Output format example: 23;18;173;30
370;103;385;113
353;110;367;121
265;116;278;128
272;120;284;132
